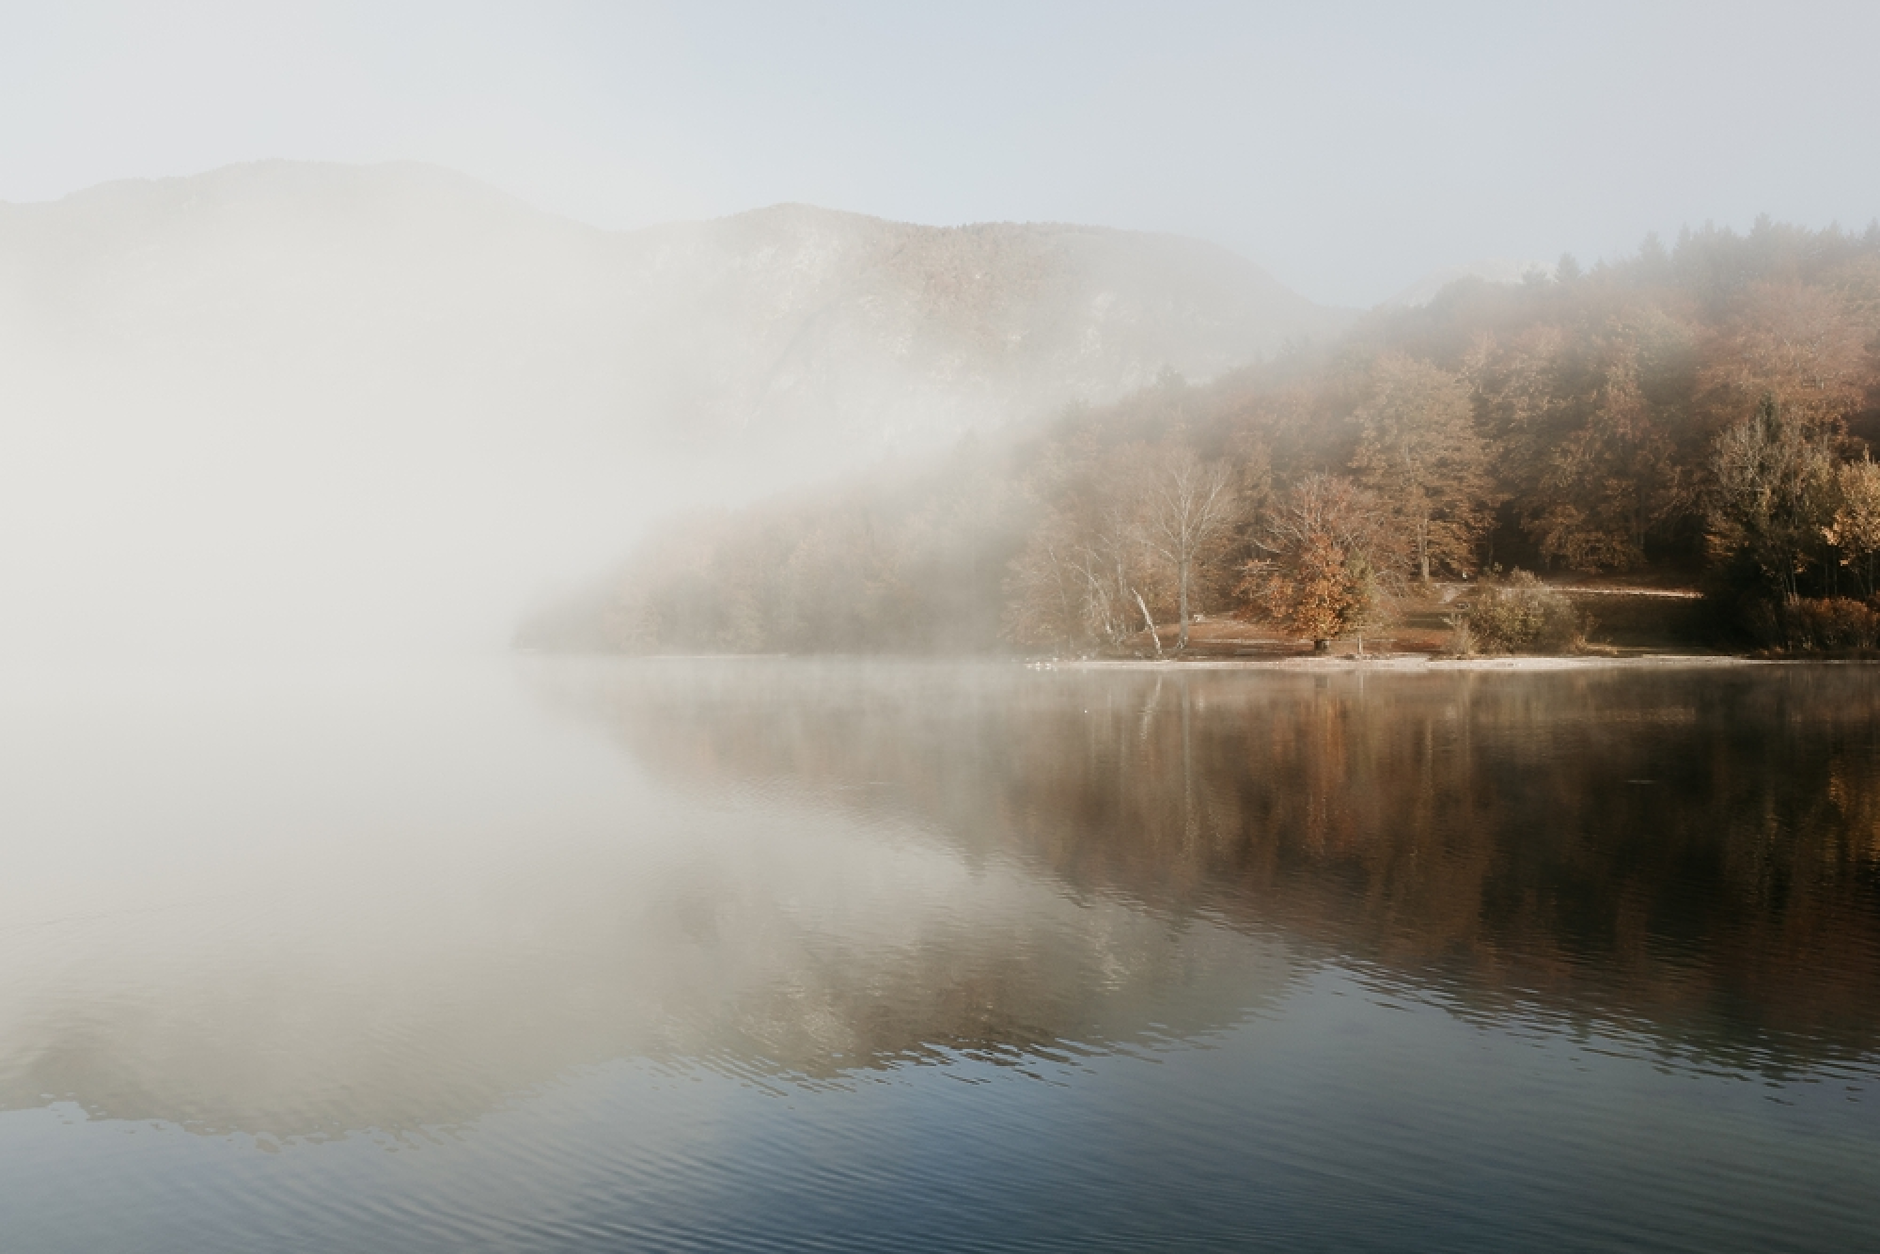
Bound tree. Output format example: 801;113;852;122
1465;570;1585;653
1824;456;1880;600
1699;281;1872;434
1129;446;1238;650
1349;354;1497;582
1481;312;1699;574
1241;475;1403;651
1004;502;1139;651
1004;443;1171;653
1528;341;1683;571
1708;396;1837;602
1472;323;1570;515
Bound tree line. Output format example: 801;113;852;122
520;217;1880;655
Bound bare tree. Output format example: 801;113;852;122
1004;504;1141;651
1130;446;1239;650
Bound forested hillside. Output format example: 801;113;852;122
527;219;1880;655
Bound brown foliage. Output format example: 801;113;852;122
1241;474;1403;647
1350;353;1497;579
1463;570;1586;654
1699;280;1873;434
528;218;1880;654
1779;597;1880;653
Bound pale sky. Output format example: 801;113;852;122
4;0;1878;307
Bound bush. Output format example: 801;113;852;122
1443;612;1477;657
1781;597;1880;653
1465;570;1587;653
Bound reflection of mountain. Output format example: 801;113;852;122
0;862;1276;1138
554;659;1880;1071
0;664;1287;1138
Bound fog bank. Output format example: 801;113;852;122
0;160;1344;658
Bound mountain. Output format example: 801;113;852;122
0;161;1349;654
1384;258;1556;307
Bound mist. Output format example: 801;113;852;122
7;5;1877;660
6;7;1880;1253
0;159;1345;658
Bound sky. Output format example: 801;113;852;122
4;0;1879;307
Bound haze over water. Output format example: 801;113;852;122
2;657;1874;1252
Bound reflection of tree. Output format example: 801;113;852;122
575;660;1880;1072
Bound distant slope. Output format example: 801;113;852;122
1;164;1348;456
1383;258;1556;308
619;203;1351;452
0;161;1347;654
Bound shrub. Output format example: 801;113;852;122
1465;570;1587;653
1781;597;1880;653
1442;612;1477;657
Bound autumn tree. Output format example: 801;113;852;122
1241;475;1403;651
1472;323;1569;512
1708;397;1838;602
1349;354;1496;582
529;216;1880;659
1825;456;1880;600
1527;338;1685;570
1475;312;1700;573
1699;281;1873;433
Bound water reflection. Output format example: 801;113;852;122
3;658;1876;1252
0;663;1287;1140
550;659;1880;1075
4;658;1876;1147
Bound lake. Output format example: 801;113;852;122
1;657;1876;1252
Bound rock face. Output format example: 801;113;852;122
0;161;1348;652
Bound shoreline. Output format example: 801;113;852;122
521;650;1875;670
1029;653;1779;673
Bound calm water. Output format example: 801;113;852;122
1;657;1877;1252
